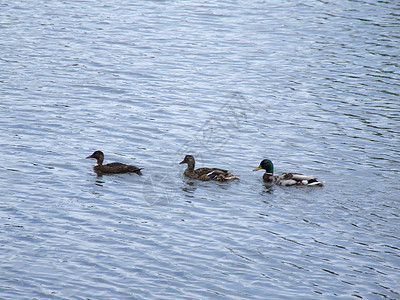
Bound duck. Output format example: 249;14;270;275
253;159;323;186
179;155;238;181
86;150;142;175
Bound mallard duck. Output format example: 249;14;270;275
86;150;142;175
179;155;238;181
253;159;323;186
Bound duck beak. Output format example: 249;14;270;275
86;154;94;159
253;165;262;171
179;160;185;164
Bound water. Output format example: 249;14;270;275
1;0;399;299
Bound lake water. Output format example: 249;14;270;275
1;0;399;299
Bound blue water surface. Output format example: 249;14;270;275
1;0;399;299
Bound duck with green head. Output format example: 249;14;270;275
253;159;323;186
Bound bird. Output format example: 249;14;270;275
86;151;142;175
179;155;238;181
253;159;323;186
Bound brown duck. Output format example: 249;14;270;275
86;151;142;175
179;155;238;181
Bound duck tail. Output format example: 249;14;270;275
308;181;324;187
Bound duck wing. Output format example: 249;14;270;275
101;163;142;173
192;167;238;181
290;173;318;181
275;173;297;186
207;168;238;181
193;167;215;176
277;173;323;186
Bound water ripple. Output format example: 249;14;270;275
1;0;400;299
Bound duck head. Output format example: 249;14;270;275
179;155;195;170
253;159;274;174
86;150;104;166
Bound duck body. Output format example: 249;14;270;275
254;159;323;187
86;151;142;175
179;155;238;181
94;162;142;174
